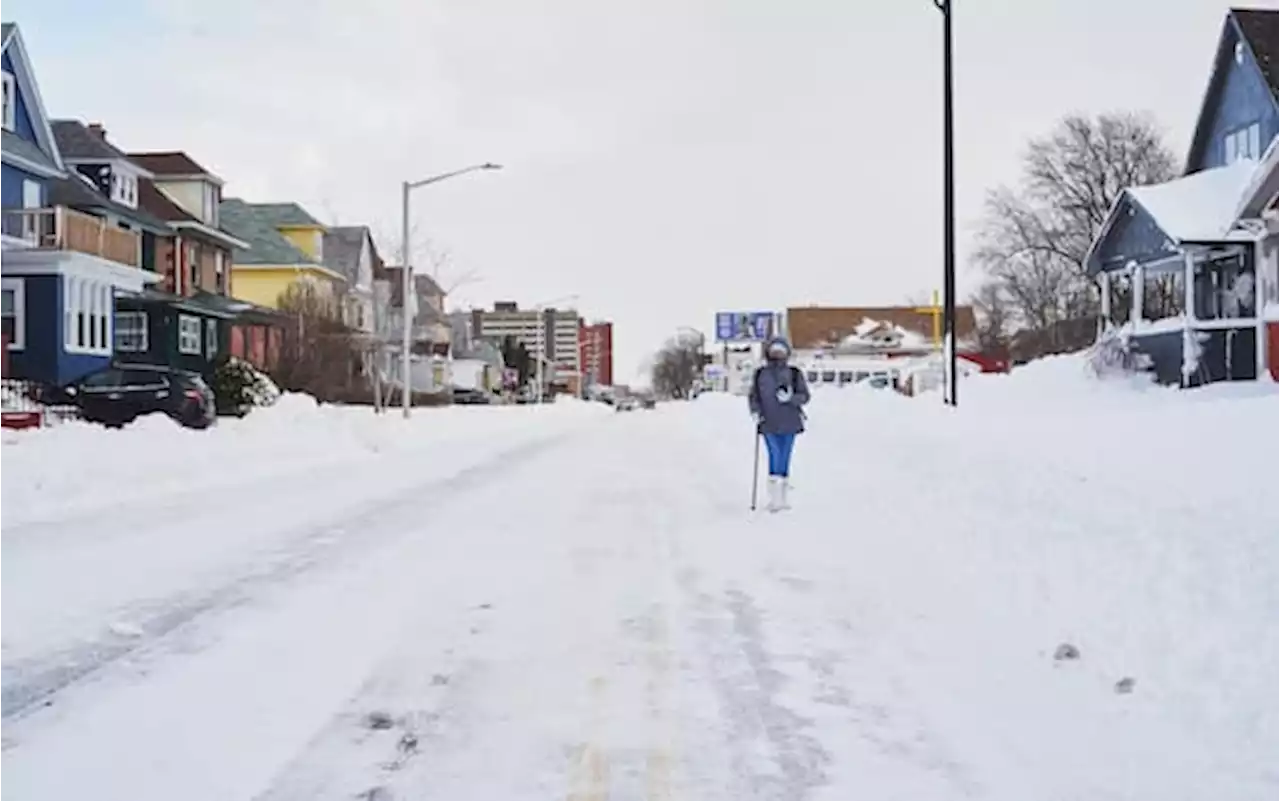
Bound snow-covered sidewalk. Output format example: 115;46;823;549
2;368;1275;799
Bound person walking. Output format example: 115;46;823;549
748;336;811;512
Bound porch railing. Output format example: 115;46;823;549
1;206;141;268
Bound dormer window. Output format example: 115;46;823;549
109;167;138;209
1;71;15;132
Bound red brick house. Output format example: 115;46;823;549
130;150;286;371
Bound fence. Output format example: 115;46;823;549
1;379;82;428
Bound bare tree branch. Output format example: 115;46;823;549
649;330;705;399
968;111;1176;360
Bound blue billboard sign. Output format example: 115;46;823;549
715;311;775;343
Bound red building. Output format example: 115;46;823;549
579;320;614;389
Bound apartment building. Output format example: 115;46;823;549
579;320;614;388
470;301;581;389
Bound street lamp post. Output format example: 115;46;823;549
399;162;502;419
932;0;958;407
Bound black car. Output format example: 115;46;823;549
452;387;493;406
52;364;217;429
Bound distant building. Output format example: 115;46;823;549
579;320;613;389
786;305;977;360
471;302;581;393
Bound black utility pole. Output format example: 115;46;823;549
933;0;958;407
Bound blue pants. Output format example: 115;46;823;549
762;432;797;477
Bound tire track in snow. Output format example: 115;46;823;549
1;429;587;723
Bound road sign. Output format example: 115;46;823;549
714;311;774;342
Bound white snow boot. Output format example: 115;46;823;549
778;477;791;510
766;476;784;512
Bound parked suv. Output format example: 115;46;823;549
49;365;216;429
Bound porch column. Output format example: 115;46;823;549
1098;271;1111;335
174;236;184;295
1182;250;1197;387
1131;264;1144;324
1257;236;1273;380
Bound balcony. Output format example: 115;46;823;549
1;206;141;268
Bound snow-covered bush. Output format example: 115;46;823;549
1084;328;1153;381
212;356;281;416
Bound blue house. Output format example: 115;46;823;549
1;22;159;386
1084;8;1278;387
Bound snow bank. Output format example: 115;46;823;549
0;395;610;527
717;366;1277;797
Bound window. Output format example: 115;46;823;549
88;281;99;349
80;368;124;389
1225;123;1262;163
1195;251;1257;320
120;369;167;390
22;179;40;210
205;319;218;358
2;71;14;132
202;183;219;225
178;314;202;355
214;250;226;292
108;169;138;207
2;278;24;349
114;311;148;352
100;285;109;349
187;243;201;289
64;277;112;355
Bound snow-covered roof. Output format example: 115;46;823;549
1233;137;1278;221
1128;159;1261;242
834;318;934;351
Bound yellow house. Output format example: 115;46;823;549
218;199;346;312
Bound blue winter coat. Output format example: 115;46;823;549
748;340;810;436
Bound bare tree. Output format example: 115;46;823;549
650;330;705;400
970;280;1012;354
971;112;1177;359
274;281;365;401
371;225;482;299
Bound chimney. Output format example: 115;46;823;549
87;123;107;140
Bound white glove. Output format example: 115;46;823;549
776;386;794;404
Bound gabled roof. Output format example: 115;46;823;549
219;198;319;265
322;225;370;284
786;306;976;351
0;22;63;176
134;178;248;249
249;202;323;228
1127;159;1259;241
138;178;200;224
1233;8;1278;100
47;171;174;234
50;120;132;162
1184;9;1279;174
1084;160;1261;273
128;151;224;185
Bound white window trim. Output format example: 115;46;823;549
205;318;218;359
1;71;15;132
178;314;203;355
63;276;113;356
114;310;148;353
1226;123;1263;164
2;277;26;350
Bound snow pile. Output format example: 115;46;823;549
727;371;1276;796
1127;159;1260;242
0;396;611;527
835;318;932;351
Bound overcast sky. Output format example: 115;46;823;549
7;0;1276;378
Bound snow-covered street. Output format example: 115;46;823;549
2;366;1277;800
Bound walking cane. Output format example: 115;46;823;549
750;427;762;511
